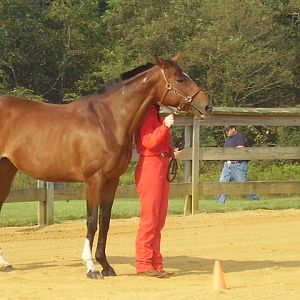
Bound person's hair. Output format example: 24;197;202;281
223;125;236;132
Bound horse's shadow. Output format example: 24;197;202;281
5;256;300;275
1;261;58;272
16;227;44;233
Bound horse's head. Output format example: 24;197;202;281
154;54;212;119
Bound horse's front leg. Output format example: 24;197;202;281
81;175;103;279
0;158;17;271
95;179;119;277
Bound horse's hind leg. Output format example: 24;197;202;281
81;174;103;279
95;179;118;277
0;158;18;270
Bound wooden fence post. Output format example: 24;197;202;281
46;182;54;225
184;125;192;216
192;117;200;213
37;181;54;226
37;180;46;226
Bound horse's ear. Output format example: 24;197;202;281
154;55;168;69
171;53;181;62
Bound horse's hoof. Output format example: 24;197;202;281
86;270;103;279
1;264;13;272
101;268;117;277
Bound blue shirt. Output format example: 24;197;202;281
224;132;246;148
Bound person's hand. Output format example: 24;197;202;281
164;114;174;128
174;148;182;159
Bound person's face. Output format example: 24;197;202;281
225;127;236;137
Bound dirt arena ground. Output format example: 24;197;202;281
1;209;300;300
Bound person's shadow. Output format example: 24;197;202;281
104;255;300;276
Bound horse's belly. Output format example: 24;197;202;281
4;147;84;182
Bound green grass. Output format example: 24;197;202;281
1;196;299;227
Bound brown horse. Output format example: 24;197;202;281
0;54;212;278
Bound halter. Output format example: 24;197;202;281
160;69;202;111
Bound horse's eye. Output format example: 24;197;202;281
176;78;184;83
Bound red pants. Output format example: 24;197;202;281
135;155;170;272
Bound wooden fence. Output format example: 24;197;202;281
6;107;300;225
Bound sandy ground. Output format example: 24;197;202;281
0;209;300;300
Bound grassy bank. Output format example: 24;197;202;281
1;196;299;227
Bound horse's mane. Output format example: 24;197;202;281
95;62;155;95
120;62;154;81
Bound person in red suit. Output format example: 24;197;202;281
135;104;181;278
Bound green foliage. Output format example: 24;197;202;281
8;87;44;100
186;0;296;107
12;171;38;189
119;162;137;185
275;126;300;146
248;161;300;181
1;0;299;107
0;1;59;99
99;0;299;108
47;0;107;98
0;0;106;102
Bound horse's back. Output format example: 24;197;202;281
0;95;56;123
0;95;61;114
0;95;62;142
0;95;79;178
0;94;123;181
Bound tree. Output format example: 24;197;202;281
0;1;60;99
0;0;298;108
100;0;297;108
183;0;296;108
0;0;108;102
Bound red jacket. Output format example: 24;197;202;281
135;105;173;156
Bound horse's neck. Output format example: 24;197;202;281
113;79;156;142
94;69;160;145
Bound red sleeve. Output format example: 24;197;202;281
139;109;170;150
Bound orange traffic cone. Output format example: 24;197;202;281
213;260;227;291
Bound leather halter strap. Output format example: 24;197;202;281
160;69;202;110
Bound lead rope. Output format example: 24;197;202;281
168;140;185;182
